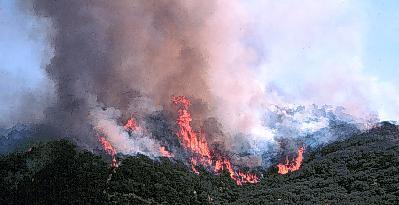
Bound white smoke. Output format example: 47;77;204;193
243;0;399;121
199;0;398;157
87;96;162;157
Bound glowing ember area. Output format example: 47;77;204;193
191;158;200;175
99;137;118;168
215;158;259;185
238;171;259;184
124;117;139;131
160;146;174;158
172;96;259;185
277;147;304;175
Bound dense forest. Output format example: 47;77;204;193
1;122;398;204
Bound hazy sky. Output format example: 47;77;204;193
362;0;399;85
0;0;52;126
0;0;399;127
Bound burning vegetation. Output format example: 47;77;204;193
2;123;399;204
172;96;259;185
277;147;305;175
98;96;259;185
124;118;139;132
98;137;118;168
18;0;381;190
159;146;174;158
10;0;395;203
96;96;311;185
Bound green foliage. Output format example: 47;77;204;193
0;140;109;204
1;123;399;204
232;123;399;205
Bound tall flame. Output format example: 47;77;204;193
172;96;212;160
277;147;304;174
172;96;259;185
99;137;118;168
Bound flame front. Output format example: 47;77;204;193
99;137;118;168
172;96;259;185
97;96;303;183
277;147;304;174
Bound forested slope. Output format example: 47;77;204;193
1;122;398;204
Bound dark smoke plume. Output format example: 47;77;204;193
28;0;221;143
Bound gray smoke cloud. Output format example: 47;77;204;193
28;0;217;131
22;0;234;155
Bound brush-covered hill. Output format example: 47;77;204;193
1;122;398;204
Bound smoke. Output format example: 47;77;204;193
87;96;162;157
24;0;265;153
27;0;212;133
8;0;398;166
244;0;399;120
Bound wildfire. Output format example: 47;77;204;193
124;116;175;159
213;157;259;185
172;96;259;185
237;171;259;184
172;96;212;160
99;137;118;168
191;158;200;175
124;117;139;131
160;146;174;158
277;147;304;175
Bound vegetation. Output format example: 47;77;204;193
1;122;398;204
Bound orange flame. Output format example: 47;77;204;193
172;96;258;185
160;146;174;158
191;158;200;175
237;171;259;184
99;137;118;168
99;137;116;156
277;147;304;174
172;96;212;159
124;117;139;131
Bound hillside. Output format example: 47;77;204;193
1;122;398;204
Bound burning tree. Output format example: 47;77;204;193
277;147;304;175
172;96;259;185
